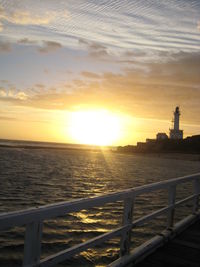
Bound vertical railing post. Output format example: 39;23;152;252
167;185;176;229
120;195;134;256
23;221;43;267
193;178;200;214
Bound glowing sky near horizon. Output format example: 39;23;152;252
0;0;200;145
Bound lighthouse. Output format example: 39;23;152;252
169;107;183;139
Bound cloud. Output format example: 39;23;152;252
0;4;69;32
0;7;56;27
147;51;200;86
0;41;11;53
0;88;7;97
0;80;9;84
1;38;61;54
18;38;37;45
79;38;109;58
17;38;62;53
197;21;200;31
0;87;28;101
16;92;28;100
81;71;100;79
35;84;45;89
0;21;3;32
38;41;62;53
0;116;17;121
123;50;147;58
1;51;200;124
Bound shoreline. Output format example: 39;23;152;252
0;144;103;152
114;151;200;161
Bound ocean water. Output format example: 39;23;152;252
0;141;200;266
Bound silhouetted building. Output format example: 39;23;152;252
156;133;168;140
169;107;183;139
185;135;200;141
146;138;156;143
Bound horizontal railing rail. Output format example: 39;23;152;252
0;172;200;267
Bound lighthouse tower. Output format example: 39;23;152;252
169;107;183;139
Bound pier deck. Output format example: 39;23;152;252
135;218;200;267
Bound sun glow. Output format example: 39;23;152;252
69;110;121;146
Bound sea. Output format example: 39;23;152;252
0;139;200;266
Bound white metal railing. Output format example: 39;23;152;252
0;173;200;267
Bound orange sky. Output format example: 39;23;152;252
0;1;200;145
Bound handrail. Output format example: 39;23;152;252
0;172;200;267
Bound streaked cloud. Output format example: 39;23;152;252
0;1;199;53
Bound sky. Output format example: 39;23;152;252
0;0;200;145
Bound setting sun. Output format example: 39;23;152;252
68;110;121;146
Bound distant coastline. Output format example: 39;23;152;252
114;151;200;162
0;144;97;151
115;135;200;161
0;139;109;152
